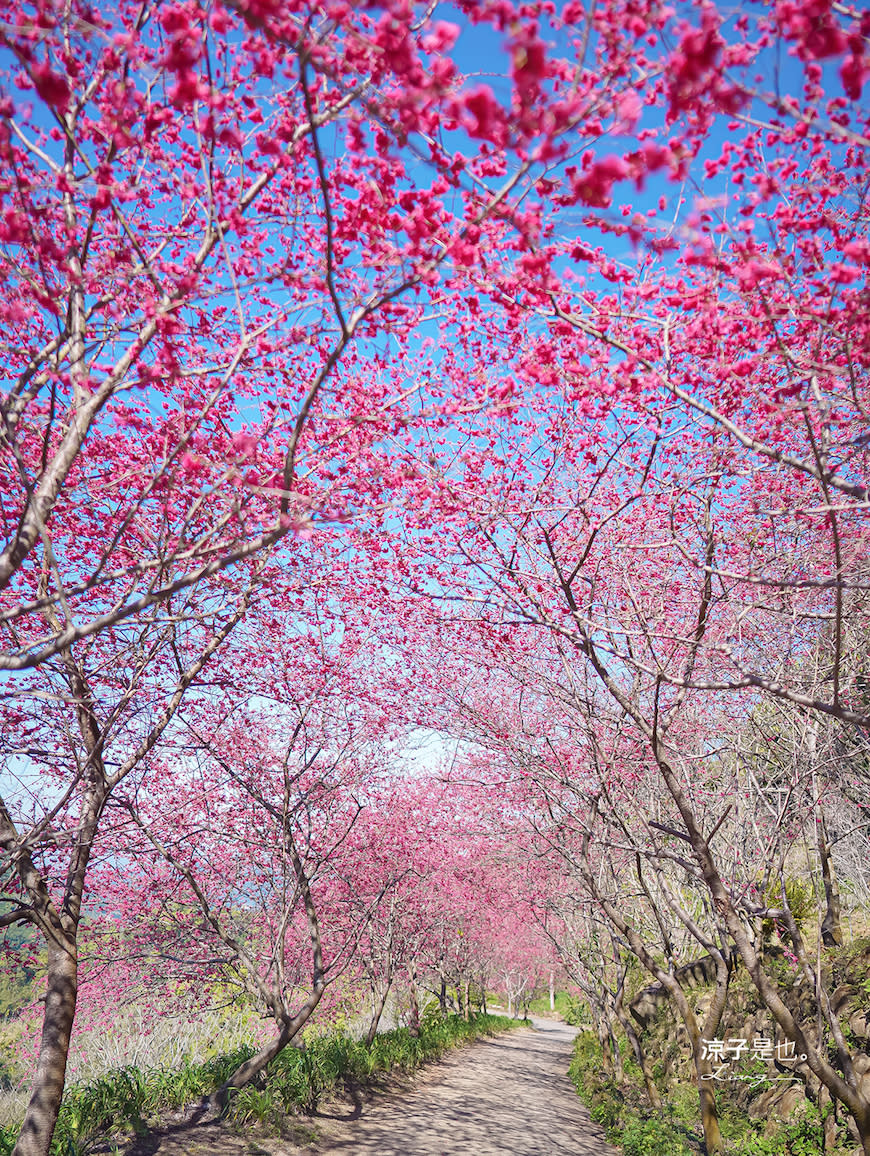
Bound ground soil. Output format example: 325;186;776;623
119;1017;618;1156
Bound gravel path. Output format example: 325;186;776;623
308;1017;618;1155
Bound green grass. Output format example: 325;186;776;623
522;990;583;1021
0;1013;522;1155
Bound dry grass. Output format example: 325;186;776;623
0;1004;265;1130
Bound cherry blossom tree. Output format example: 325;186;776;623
0;1;579;1148
378;2;870;1144
93;700;389;1100
2;2;868;1153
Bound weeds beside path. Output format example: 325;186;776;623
2;1015;519;1156
308;1016;619;1156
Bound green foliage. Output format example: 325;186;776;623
567;1031;599;1083
588;1089;623;1132
523;990;582;1021
0;925;40;1020
226;1014;523;1128
0;1021;27;1091
569;1032;697;1154
568;1028;856;1156
620;1115;693;1156
0;1013;521;1154
732;1105;841;1156
467;981;486;1009
761;877;816;940
561;994;590;1026
420;1000;447;1029
830;936;870;993
0;971;35;1022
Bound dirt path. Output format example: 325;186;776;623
306;1017;618;1155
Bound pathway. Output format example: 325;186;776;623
308;1017;618;1155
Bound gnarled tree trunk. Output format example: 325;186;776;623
13;927;78;1156
817;809;843;948
214;980;325;1110
365;979;392;1047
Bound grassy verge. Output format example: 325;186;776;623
569;1032;699;1156
0;1012;522;1155
568;1031;853;1156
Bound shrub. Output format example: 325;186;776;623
620;1114;693;1156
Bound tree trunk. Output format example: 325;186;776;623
13;932;78;1156
607;1013;624;1083
8;658;110;1156
613;968;661;1109
462;978;471;1022
686;1018;723;1156
698;1078;723;1156
618;1007;661;1109
215;979;325;1109
549;969;555;1012
215;1023;293;1109
365;981;391;1047
594;1010;615;1079
407;962;421;1037
659;983;723;1156
818;810;843;947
